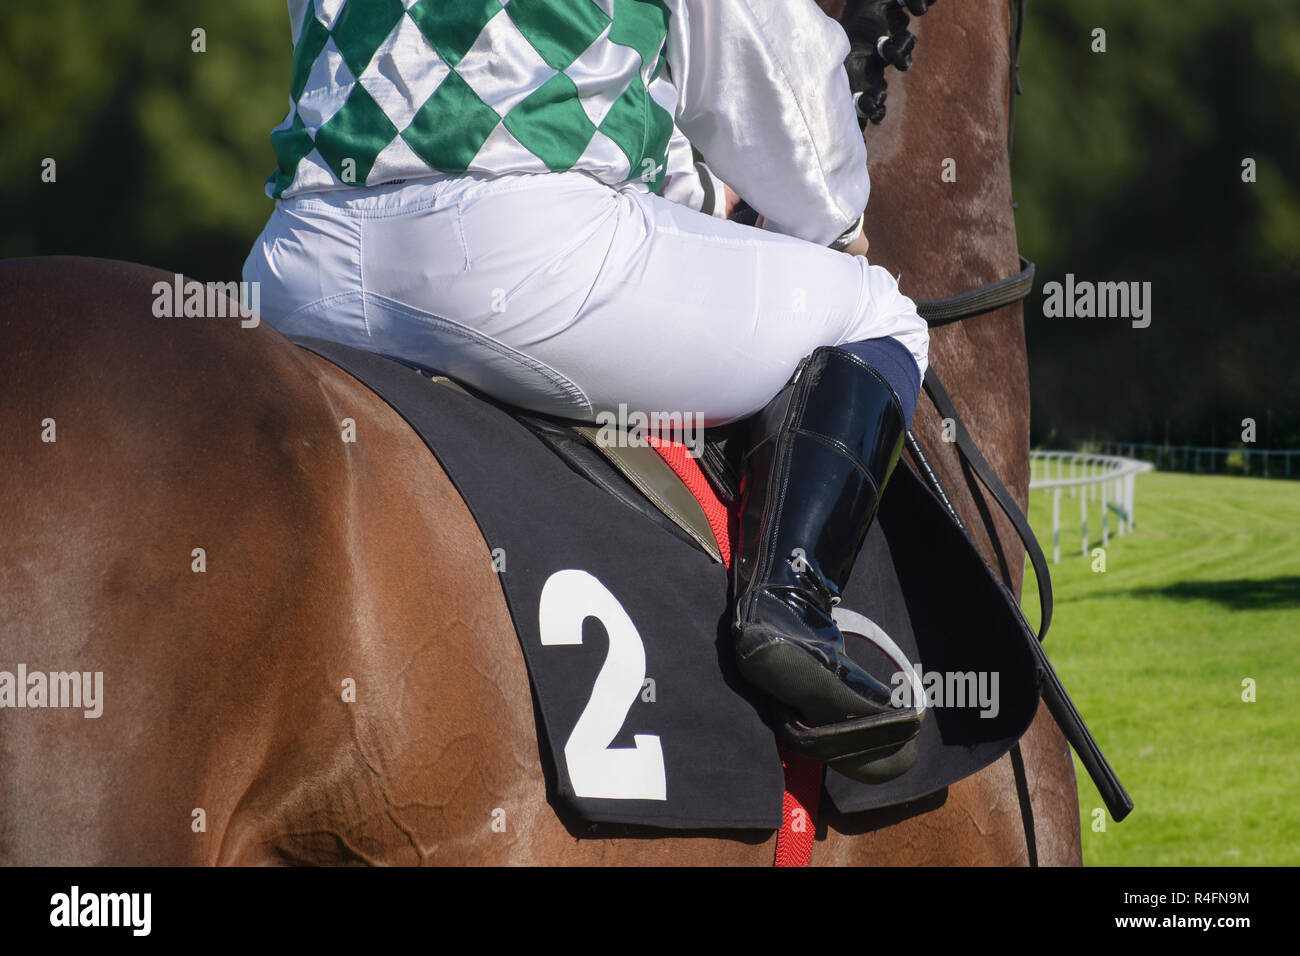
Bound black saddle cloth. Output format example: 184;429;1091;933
293;337;1044;828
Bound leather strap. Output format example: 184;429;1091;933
914;256;1035;326
1008;0;1027;154
916;364;1133;822
921;365;1052;641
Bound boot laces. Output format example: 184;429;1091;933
788;550;839;611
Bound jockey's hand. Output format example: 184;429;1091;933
839;225;871;258
723;184;742;219
725;199;867;256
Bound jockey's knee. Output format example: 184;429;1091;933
840;261;929;383
891;319;930;383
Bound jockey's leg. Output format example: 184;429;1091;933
245;172;929;778
569;179;929;779
836;335;921;424
729;342;924;782
244;170;927;425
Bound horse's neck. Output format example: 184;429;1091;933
862;0;1032;593
863;0;1018;288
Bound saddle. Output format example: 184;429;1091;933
290;335;1130;829
475;369;930;785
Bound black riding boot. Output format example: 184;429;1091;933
732;346;922;781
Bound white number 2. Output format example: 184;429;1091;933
539;570;666;801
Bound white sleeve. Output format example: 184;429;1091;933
661;0;869;245
660;125;727;218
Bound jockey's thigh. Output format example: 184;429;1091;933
244;171;927;425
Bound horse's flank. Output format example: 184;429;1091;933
0;257;769;864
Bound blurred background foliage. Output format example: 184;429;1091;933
1010;0;1300;450
1;1;1296;449
0;1;287;279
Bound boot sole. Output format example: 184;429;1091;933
736;636;892;727
738;638;923;782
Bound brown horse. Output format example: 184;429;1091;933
0;0;1081;865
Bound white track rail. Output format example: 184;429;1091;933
1028;451;1154;563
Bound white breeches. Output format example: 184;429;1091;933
243;171;929;426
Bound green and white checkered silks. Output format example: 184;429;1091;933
267;0;676;199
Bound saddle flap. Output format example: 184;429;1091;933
569;424;723;563
291;336;1048;827
821;458;1044;813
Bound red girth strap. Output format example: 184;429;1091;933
649;435;820;866
775;745;823;867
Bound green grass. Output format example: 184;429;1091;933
1020;470;1300;865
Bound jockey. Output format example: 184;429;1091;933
245;0;931;776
